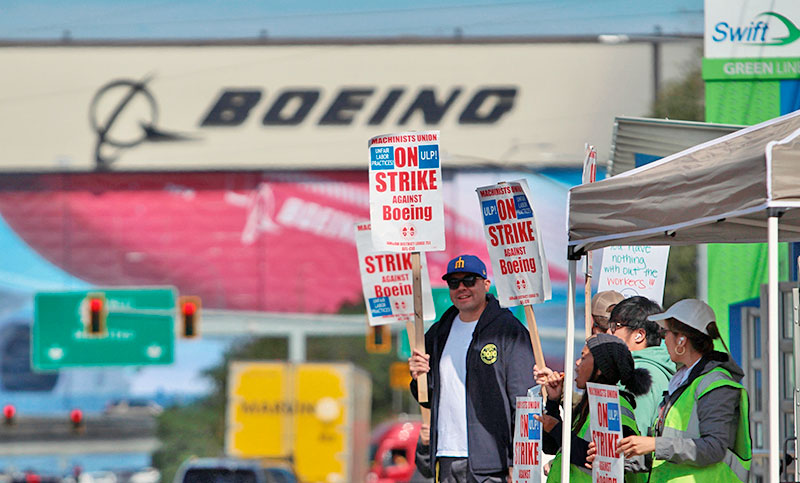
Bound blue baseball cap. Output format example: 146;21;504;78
442;254;488;280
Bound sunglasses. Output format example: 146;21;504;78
446;275;480;289
661;328;677;339
608;321;628;334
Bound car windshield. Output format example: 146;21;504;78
183;468;259;483
264;469;295;483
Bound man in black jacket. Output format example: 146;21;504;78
409;254;536;482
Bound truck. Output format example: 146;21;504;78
367;420;431;483
225;362;371;483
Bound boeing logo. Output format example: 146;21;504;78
200;86;518;127
89;77;196;171
712;11;800;46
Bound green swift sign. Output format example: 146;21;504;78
703;57;800;80
33;287;176;370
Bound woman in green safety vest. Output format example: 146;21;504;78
534;333;652;482
616;299;752;482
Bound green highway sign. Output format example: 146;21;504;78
33;287;177;370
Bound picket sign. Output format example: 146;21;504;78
512;396;543;483
355;222;435;326
368;131;444;404
586;382;624;483
597;245;670;305
475;180;551;368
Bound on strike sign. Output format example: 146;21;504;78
512;396;542;483
355;222;435;326
476;180;551;307
368;131;445;252
586;382;624;483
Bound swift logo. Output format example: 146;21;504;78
712;11;800;46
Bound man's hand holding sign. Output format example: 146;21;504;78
368;131;444;404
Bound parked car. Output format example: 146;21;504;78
104;399;163;416
174;458;295;483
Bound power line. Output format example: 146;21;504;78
4;2;703;37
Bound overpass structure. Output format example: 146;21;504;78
200;309;584;362
0;414;158;456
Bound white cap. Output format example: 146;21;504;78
647;299;716;335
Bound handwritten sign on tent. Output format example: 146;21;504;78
476;180;551;307
512;396;542;483
355;222;435;326
598;245;670;304
368;131;445;253
587;382;624;483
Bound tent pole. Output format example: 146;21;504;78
769;215;779;483
562;259;577;483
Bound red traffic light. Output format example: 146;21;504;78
86;294;107;335
3;404;15;424
182;301;197;316
178;296;201;338
69;408;83;425
89;298;103;313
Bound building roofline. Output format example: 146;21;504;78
0;34;702;48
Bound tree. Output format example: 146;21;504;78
650;54;704;122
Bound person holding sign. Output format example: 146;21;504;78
534;333;651;482
606;296;676;436
409;254;536;483
615;299;752;482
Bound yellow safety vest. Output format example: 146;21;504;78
547;395;645;483
649;366;752;482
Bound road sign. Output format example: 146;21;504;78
33;287;176;370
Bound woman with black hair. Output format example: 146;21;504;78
534;333;651;482
615;299;752;482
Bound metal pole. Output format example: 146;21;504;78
792;283;800;483
561;259;578;482
769;215;780;482
288;330;306;362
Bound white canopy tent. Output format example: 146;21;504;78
564;109;800;482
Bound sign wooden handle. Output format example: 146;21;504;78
585;252;593;339
420;407;431;445
523;304;546;369
411;252;428;403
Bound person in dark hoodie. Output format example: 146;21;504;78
616;299;752;482
409;254;536;483
535;333;651;483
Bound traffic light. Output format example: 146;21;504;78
178;296;201;338
366;325;391;354
85;293;107;336
3;405;15;425
69;408;84;433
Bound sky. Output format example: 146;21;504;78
2;0;705;40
